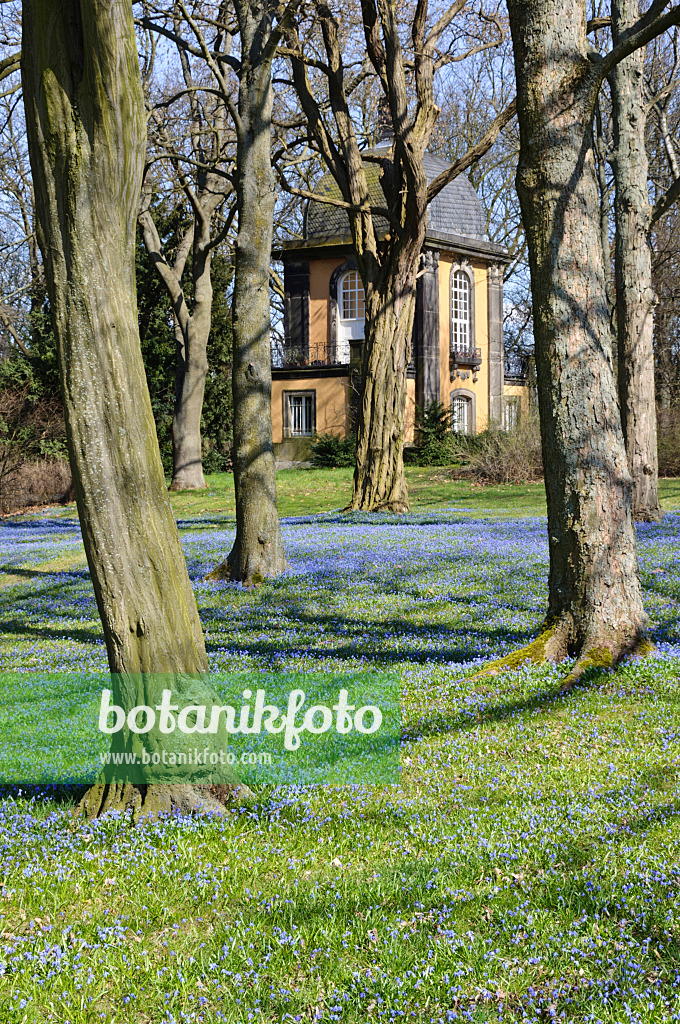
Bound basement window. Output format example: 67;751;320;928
284;391;316;437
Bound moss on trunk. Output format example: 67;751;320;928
506;0;648;676
23;0;243;816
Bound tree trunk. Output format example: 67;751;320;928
506;0;647;679
611;0;661;522
169;246;211;492
350;268;415;512
209;0;285;585
22;0;242;815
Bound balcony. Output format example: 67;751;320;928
450;345;482;383
504;351;532;384
273;341;350;371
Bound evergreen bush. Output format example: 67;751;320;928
309;432;356;468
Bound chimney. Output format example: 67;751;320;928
376;95;394;146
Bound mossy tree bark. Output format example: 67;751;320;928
504;0;680;681
610;0;661;522
22;0;243;817
209;0;292;584
288;3;513;512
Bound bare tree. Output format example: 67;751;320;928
137;1;237;491
646;27;680;417
584;11;680;520
430;34;532;369
610;0;661;521
214;0;295;582
0;7;40;360
502;0;680;686
140;0;292;583
285;0;515;511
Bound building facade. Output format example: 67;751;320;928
271;149;527;462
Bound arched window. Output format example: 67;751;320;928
450;267;474;355
336;270;365;363
450;390;475;435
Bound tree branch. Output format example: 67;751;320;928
651;173;680;225
276;171;391;219
0;52;20;83
427;98;517;202
587;16;611;32
598;1;680;83
0;307;30;357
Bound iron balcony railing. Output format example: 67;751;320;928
504;352;532;381
273;341;350;369
450;345;482;368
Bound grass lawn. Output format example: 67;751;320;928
162;469;680;521
2;477;680;1021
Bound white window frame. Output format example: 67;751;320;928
336;270;365;363
450;262;475;356
283;390;316;437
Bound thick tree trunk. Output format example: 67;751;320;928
611;0;661;522
506;0;647;678
22;0;242;815
169;249;211;492
209;1;285;585
350;270;415;512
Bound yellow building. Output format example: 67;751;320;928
272;149;527;462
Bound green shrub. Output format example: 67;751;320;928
0;362;70;511
407;400;544;482
408;401;461;467
309;432;356;468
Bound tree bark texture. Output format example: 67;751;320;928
506;0;647;671
170;254;210;491
351;263;416;512
210;0;286;584
22;0;241;809
611;0;661;522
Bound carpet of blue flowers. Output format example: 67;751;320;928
2;506;680;1023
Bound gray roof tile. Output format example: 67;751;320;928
304;148;487;243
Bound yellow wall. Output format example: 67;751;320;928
271;375;350;444
278;252;538;444
502;382;532;424
310;258;344;350
438;253;490;434
406;377;416;444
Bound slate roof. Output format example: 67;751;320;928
304;148;487;244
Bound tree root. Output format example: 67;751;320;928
206;548;286;587
464;618;655;692
633;507;662;524
464;620;570;683
74;782;254;823
558;635;655;692
206;559;261;586
344;498;410;514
